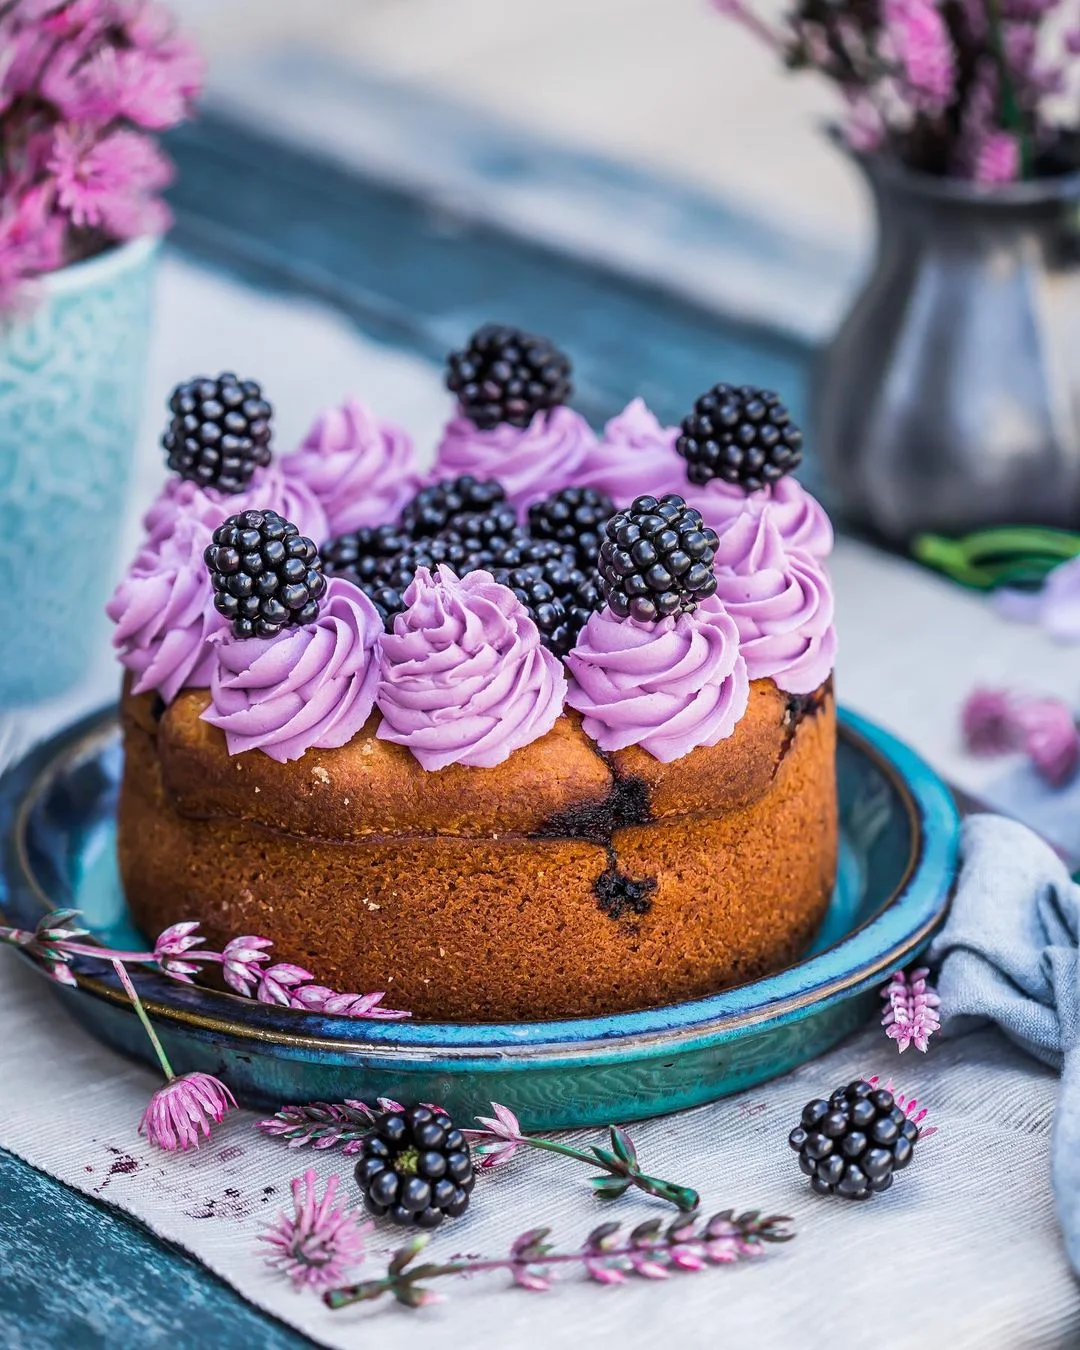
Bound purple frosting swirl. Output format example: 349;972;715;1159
432;406;597;512
572;398;686;506
681;475;833;560
280;397;423;537
565;596;749;763
142;464;330;552
202;577;382;763
711;507;837;695
376;565;567;770
107;513;225;703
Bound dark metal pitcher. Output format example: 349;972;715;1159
814;154;1080;545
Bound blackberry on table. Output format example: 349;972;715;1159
528;486;615;573
788;1079;919;1201
204;509;325;639
354;1105;474;1229
399;476;507;538
677;383;802;493
598;494;718;623
446;323;572;429
163;373;272;493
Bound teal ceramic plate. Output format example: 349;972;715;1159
0;706;958;1128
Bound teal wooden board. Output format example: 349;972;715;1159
0;1148;313;1349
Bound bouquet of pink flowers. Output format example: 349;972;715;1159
0;0;203;312
713;0;1080;183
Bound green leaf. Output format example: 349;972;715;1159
630;1219;663;1247
590;1145;626;1173
589;1174;632;1200
609;1125;638;1167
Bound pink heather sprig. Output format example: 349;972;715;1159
324;1211;794;1310
884;0;957;113
256;1098;430;1154
260;1170;372;1292
0;0;203;311
0;913;409;1020
881;966;941;1052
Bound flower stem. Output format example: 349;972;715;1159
505;1135;699;1212
111;959;175;1082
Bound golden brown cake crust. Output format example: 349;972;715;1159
117;680;838;1022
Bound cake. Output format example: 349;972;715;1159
109;332;838;1022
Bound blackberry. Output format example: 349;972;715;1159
399;476;506;539
528;486;615;573
322;524;412;587
380;536;489;594
358;581;407;632
163;373;272;493
445;505;524;559
677;384;802;493
446;323;572;430
598;494;718;623
565;569;605;645
204;509;326;639
788;1080;919;1201
354;1105;474;1229
492;567;572;657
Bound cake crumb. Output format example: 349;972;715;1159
438;947;445;958
253;786;260;793
343;797;349;805
311;766;330;785
361;898;381;911
361;741;374;756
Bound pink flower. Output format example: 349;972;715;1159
842;94;886;153
49;125;173;235
288;986;410;1020
257;962;315;1006
220;934;273;995
1015;698;1080;787
0;182;64;309
260;1169;372;1291
974;132;1020;185
152;920;205;982
462;1102;525;1170
139;1071;237;1151
960;687;1021;755
885;0;956;112
881;966;941;1052
70;45;194;129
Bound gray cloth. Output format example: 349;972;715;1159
931;813;1080;1274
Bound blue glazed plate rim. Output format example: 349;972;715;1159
3;706;958;1063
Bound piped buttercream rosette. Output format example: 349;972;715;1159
710;506;837;695
375;564;567;770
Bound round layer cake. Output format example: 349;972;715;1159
109;335;839;1022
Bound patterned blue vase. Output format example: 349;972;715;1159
0;236;159;705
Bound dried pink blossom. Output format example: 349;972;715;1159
960;687;1021;755
463;1102;525;1170
261;1170;371;1291
220;934;272;994
139;1071;237;1151
257;962;318;1006
1014;698;1080;787
881;966;941;1052
153;920;204;981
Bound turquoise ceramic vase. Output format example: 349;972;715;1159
0;236;159;705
